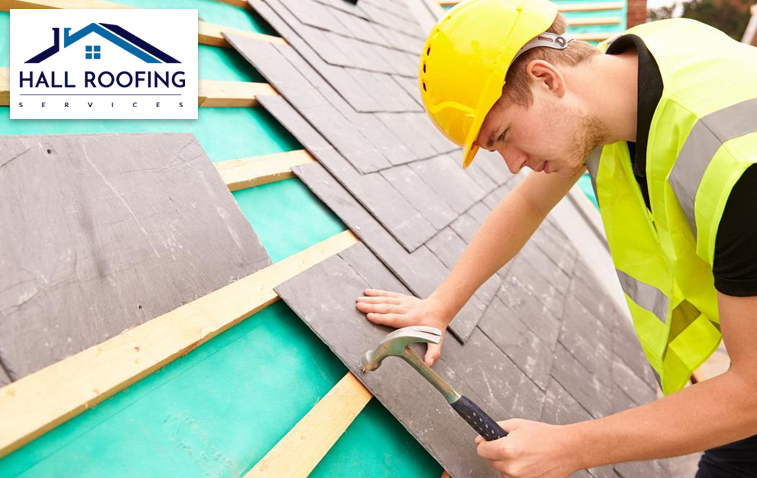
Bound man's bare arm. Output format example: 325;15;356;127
356;169;582;364
427;169;583;320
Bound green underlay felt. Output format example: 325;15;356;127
199;44;264;82
0;301;348;478
0;107;299;162
233;178;347;263
116;0;276;35
1;12;9;67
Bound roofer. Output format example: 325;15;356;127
355;0;757;476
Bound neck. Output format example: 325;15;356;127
572;51;639;144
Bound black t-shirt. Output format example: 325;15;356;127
606;35;757;297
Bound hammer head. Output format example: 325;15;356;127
361;325;442;372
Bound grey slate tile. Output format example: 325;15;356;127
558;295;613;387
472;150;512;186
257;92;438;253
0;133;270;380
0;364;10;387
225;35;390;173
498;267;563;348
478;298;554;391
274;252;500;478
450;212;481;244
426;227;468;270
338;242;411;295
410;155;487;216
482;184;511;210
381;166;457;230
443;328;545;421
612;315;658;391
610;380;638;414
611;354;657;406
376;112;437;161
518;241;572;294
615;459;670;478
540;378;592;425
448;293;489;343
394;75;424;105
505;256;566;321
311;0;369;18
359;3;423;39
460;161;499;195
291;162;437;298
572;260;623;326
551;343;613;419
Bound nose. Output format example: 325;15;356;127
498;145;528;174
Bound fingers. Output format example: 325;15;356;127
365;313;406;327
476;435;508;460
355;296;402;305
364;288;405;298
356;301;404;316
425;341;442;366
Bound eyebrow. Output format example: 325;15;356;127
485;130;496;149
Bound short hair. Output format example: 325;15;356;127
501;13;600;106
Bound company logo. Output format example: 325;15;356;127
26;23;180;64
11;9;198;120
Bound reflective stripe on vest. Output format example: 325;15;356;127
669;98;757;236
616;269;668;324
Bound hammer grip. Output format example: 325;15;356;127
451;395;507;441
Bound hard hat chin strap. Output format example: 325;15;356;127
511;32;574;65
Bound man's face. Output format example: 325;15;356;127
475;83;605;178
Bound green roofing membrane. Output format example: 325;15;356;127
117;0;276;35
0;3;445;476
1;12;8;67
0;107;298;163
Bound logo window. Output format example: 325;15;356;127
85;45;100;60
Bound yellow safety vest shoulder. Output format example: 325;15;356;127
586;19;757;394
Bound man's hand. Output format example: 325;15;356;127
475;419;582;478
355;289;452;366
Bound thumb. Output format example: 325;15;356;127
425;342;442;366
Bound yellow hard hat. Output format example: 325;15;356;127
419;0;562;168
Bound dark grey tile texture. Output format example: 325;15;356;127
291;162;485;342
255;94;436;252
274;248;502;478
0;133;270;381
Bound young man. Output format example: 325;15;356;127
355;0;757;476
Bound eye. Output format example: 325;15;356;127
498;130;507;142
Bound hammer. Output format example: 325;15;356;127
361;326;507;441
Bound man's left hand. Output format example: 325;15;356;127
475;419;582;478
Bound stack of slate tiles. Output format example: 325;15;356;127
227;1;671;476
0;133;272;384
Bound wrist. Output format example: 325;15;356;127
425;292;456;327
562;422;593;473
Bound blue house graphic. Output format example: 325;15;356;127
26;23;180;64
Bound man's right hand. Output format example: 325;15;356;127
355;289;452;366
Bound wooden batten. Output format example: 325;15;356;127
245;373;372;478
215;149;317;191
198;80;278;107
0;68;8;107
211;0;250;8
572;32;615;42
198;21;285;48
0;230;360;459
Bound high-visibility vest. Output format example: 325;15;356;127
585;19;757;394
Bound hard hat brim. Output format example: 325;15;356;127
461;72;504;169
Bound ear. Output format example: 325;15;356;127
526;60;566;98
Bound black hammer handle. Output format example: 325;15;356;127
451;395;508;441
